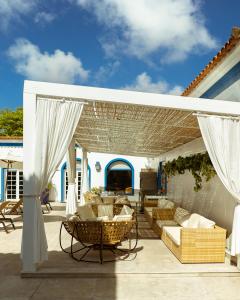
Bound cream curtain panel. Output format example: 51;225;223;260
80;148;89;205
22;99;83;264
197;115;240;256
66;138;77;217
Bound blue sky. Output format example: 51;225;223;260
0;0;239;109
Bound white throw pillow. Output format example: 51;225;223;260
77;205;96;221
120;205;134;216
158;199;174;209
187;213;201;228
198;215;215;228
113;214;132;221
179;214;191;228
174;207;190;224
98;204;113;219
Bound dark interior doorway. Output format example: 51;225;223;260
106;169;132;193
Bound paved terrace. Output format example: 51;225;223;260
1;203;240;300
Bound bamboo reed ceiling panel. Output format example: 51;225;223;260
75;101;201;157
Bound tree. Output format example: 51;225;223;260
0;107;23;136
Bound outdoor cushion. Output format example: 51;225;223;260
164;226;181;246
87;216;109;221
98;204;113;219
179;214;191;228
120;205;134;216
77;205;96;221
198;215;215;228
174;207;190;225
156;220;178;229
187;213;201;228
157;199;174;209
113;214;132;221
92;195;102;204
102;196;115;204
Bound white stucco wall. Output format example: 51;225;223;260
49;148;150;202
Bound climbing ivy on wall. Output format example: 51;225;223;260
163;152;216;192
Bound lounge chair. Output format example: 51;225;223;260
60;203;138;263
0;201;16;233
5;198;23;215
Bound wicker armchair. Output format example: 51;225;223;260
60;204;138;264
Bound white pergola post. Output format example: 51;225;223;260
22;92;37;272
80;148;89;205
66;138;77;216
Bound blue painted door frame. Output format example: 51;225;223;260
104;158;134;195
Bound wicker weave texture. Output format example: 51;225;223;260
63;220;135;246
162;226;226;263
152;208;176;221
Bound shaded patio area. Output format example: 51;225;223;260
2;203;237;278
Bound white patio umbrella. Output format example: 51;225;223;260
0;148;23;169
0;148;23;196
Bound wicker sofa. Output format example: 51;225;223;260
152;206;226;263
144;198;175;228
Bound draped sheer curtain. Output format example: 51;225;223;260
22;99;83;264
197;115;240;256
66;138;77;217
80;148;89;205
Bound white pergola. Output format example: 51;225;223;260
22;80;240;273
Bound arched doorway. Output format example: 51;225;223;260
61;158;91;202
105;158;134;195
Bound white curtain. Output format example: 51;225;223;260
22;99;83;264
197;115;240;256
80;148;89;205
66;138;77;217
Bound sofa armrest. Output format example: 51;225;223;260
152;208;175;220
180;226;226;262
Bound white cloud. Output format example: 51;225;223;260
0;0;36;30
7;39;89;84
74;0;217;62
94;61;120;84
34;12;56;25
124;72;183;95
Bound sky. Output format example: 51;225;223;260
0;0;239;109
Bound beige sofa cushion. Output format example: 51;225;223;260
87;216;109;221
156;220;178;229
98;204;113;219
113;214;132;221
77;205;96;221
187;213;201;228
158;199;174;209
120;205;134;216
185;213;215;228
164;226;181;246
174;207;190;225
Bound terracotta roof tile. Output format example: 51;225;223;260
182;27;240;97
